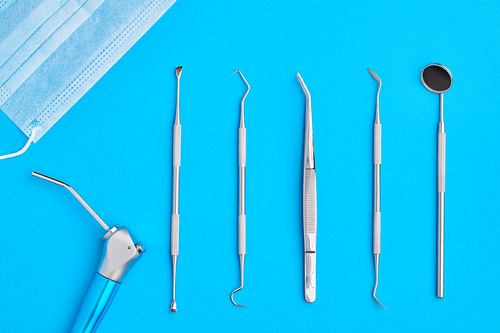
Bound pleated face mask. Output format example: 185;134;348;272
0;0;176;159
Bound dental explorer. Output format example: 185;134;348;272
297;73;316;303
171;66;183;312
368;69;386;310
32;171;145;333
421;64;453;298
231;70;249;308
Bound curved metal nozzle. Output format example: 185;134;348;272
231;254;247;308
232;70;250;128
373;254;386;310
32;171;110;232
367;69;382;124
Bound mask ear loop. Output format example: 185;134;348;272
0;127;40;160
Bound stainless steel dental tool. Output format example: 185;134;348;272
297;73;316;303
32;171;145;333
368;69;386;310
421;64;453;298
171;66;183;312
231;70;249;308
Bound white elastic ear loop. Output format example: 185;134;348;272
0;127;40;160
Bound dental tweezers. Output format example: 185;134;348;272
297;73;317;303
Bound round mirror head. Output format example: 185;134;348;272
421;64;453;93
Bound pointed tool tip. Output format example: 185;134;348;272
367;68;381;83
232;70;240;74
373;293;386;310
175;66;183;77
296;73;309;97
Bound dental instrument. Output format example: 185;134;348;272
421;64;453;298
32;171;145;333
297;73;317;303
368;69;386;310
170;66;183;313
231;70;249;308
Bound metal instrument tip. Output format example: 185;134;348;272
170;300;177;313
230;287;247;308
373;293;386;310
296;73;310;98
373;255;386;310
175;66;183;78
367;68;381;84
233;70;250;128
232;70;250;91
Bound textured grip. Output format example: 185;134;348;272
438;132;446;193
373;212;381;254
171;214;179;255
173;124;181;167
304;169;317;235
373;123;381;165
238;214;246;255
239;128;246;167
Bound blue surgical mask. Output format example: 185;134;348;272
0;0;176;159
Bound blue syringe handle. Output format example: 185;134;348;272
70;273;120;333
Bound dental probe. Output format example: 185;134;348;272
368;68;386;310
170;66;182;312
231;70;249;308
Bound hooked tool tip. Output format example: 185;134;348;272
233;70;250;128
232;70;250;91
230;287;247;308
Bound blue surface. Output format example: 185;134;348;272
0;0;499;332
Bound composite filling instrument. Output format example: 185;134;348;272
231;70;249;308
421;63;453;298
297;73;317;303
32;172;145;333
368;69;386;310
171;66;183;312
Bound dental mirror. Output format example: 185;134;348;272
421;63;453;299
421;64;453;94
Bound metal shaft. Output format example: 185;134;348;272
437;93;446;298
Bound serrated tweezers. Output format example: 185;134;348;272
297;73;317;303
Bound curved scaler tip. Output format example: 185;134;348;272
232;70;250;128
230;286;247;308
373;293;386;310
373;259;386;310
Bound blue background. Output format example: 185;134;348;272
0;0;499;332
